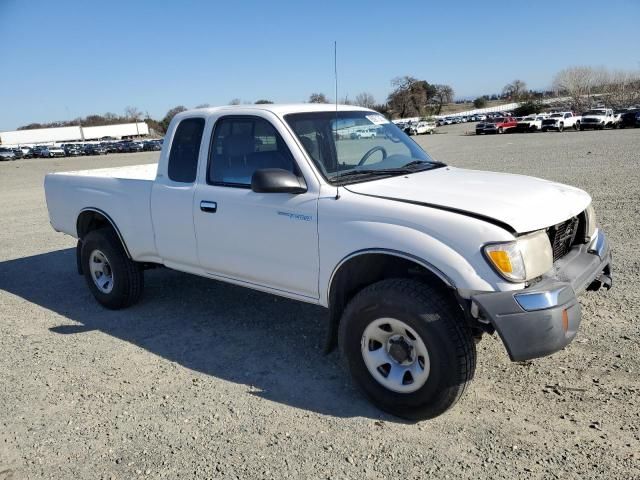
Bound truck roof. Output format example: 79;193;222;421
178;103;373;119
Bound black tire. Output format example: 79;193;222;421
558;123;564;132
580;126;584;131
541;128;547;132
497;127;504;134
574;121;580;131
338;279;476;420
81;228;144;309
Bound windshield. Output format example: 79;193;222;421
284;111;442;185
550;114;562;118
585;110;606;115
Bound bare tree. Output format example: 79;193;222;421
354;92;376;109
604;70;640;108
229;98;241;105
254;99;274;104
387;76;437;118
195;103;211;109
309;93;329;103
433;84;454;115
502;79;527;100
552;67;597;111
124;106;142;121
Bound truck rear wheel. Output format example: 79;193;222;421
81;228;144;309
338;279;476;420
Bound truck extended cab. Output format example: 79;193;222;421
541;112;582;132
45;104;612;420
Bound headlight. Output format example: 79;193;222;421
585;203;597;239
483;230;553;282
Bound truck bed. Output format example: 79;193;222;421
53;163;158;181
44;163;160;263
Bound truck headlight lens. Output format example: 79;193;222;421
484;230;553;282
585;203;597;239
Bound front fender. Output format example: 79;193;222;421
318;189;522;306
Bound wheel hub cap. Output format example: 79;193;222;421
387;335;414;365
89;249;114;294
361;318;430;394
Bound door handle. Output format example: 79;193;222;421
200;201;217;213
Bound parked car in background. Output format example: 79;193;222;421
482;117;518;134
143;140;162;151
63;144;83;157
11;148;24;159
618;109;640;128
100;142;119;153
83;144;108;156
410;121;436;135
40;146;65;158
516;115;544;132
0;147;17;161
20;147;34;158
120;141;144;152
30;146;47;158
475;114;487;121
541;112;581;132
580;109;616;130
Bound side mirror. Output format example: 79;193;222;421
251;168;307;194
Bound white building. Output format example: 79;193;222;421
0;122;149;146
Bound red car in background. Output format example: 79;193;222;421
477;117;518;134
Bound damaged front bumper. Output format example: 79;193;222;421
472;230;612;361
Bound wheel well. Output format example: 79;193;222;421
324;253;455;353
76;210;130;257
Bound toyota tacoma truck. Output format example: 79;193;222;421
44;104;612;420
541;112;581;132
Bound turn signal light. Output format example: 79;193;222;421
488;251;513;273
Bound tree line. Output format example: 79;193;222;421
17;65;639;133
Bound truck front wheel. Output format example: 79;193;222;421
338;279;476;420
81;228;144;309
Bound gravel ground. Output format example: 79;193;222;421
1;126;638;479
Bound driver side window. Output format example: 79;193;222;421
208;116;298;187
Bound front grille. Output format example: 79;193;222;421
547;216;580;262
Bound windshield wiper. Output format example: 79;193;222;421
331;162;446;184
332;169;405;180
401;160;447;169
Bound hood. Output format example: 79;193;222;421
345;167;591;233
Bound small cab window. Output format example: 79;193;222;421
168;117;205;183
208;116;297;186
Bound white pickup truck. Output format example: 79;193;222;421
409;120;436;135
45;104;612;420
541;112;582;132
580;108;617;130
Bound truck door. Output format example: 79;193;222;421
150;116;205;268
193;114;319;300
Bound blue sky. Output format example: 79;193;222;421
1;0;638;130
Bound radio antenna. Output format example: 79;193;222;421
334;40;340;199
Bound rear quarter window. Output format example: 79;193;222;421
168;118;205;183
